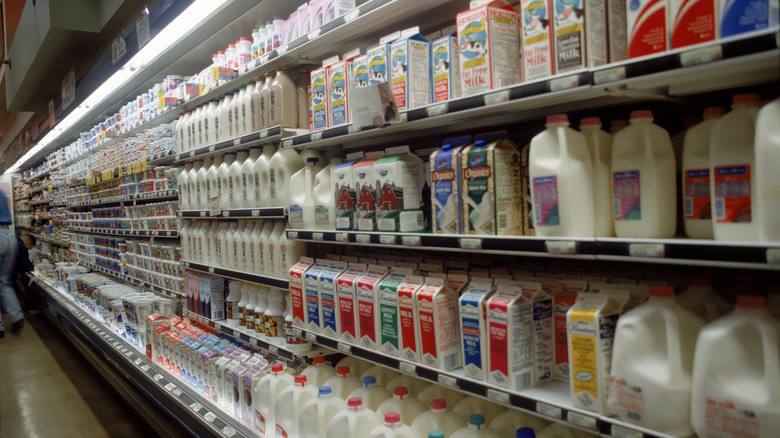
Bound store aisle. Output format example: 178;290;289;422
0;311;160;438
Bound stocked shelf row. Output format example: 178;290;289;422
68;227;178;239
173;125;296;163
30;199;53;206
177;207;286;219
78;261;183;299
181;261;289;290
67;190;179;208
30;233;69;247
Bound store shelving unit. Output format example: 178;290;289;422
30;232;70;247
178;207;286;218
68;227;178;239
181;261;289;290
67;189;179;207
74;261;183;299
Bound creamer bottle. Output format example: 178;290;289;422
191;105;204;149
302;357;337;386
411;398;467;437
529;114;595;237
313;154;341;230
219;93;233;141
347;376;392;411
611;110;677;238
255;144;276;207
325;397;383;438
236;280;250;327
323;367;363;400
450;414;501;438
580;117;614;237
271;67;298;128
251;77;263;132
710;94;761;241
676;277;732;322
253;363;294;436
260;72;274;129
254;285;269;338
608;286;705;436
242;146;261;207
228;150;248;209
268;220;285;277
289;157;323;229
218;152;236;209
268;148;305;207
681;106;726;238
216;221;230;266
274;374;318;438
367;412;418;438
296;69;311;130
198;156;214;210
376;386;426;426
756;98;780;242
178;162;193;210
265;288;286;344
300;385;347;438
691;295;780;438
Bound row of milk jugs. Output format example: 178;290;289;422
174;67;310;153
529;96;779;241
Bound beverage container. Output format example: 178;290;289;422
450;414;501;438
676;277;732;322
367;413;417;438
268;148;305;208
325;397;383;438
313;155;341;230
430;136;471;234
217;152;236;209
453;397;504;423
411;398;467;437
376;386;426;426
178;162;193;210
271;67;298;128
627;0;668;58
756;98;780;242
295;70;311;130
228;150;248;210
580;117;614;237
285;292;313;353
264;288;285;344
373;146;426;232
242;146;261;207
323;366;362;399
253;364;294;436
255;144;276;207
336;356;373;376
275;374;318;438
253;285;269;338
289;157;324;229
719;0;777;38
489;410;550;436
199;156;215;210
416;382;467;408
301;356;337;386
346;376;392;410
299;386;346;438
261;72;274;129
187;160;203;209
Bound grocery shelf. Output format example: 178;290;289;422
178;207;286;218
181;260;289;290
15;195;31;201
67;189;179;207
78;261;183;298
172;125;303;164
30;233;69;247
69;227;178;239
28;185;50;194
147;150;177;166
30;199;53;206
50;202;67;208
24;275;257;438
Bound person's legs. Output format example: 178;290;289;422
0;229;22;333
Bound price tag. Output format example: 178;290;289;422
250;337;258;346
190;402;203;412
251;209;260;217
549;74;580;91
336;233;349;243
567;411;597;430
611;425;644;438
348;124;361;134
486;388;510;404
484;90;509;106
154;374;164;382
221;426;236;437
402;235;421;246
337;342;351;353
164;383;176;391
288;231;299;239
399;361;417;375
233;138;241;146
426;103;447;117
200;211;207;217
546;240;577;254
536;402;562;419
269;345;280;354
308;28;321;40
277;45;288;56
305;332;317;342
233;329;240;338
204;411;217;422
628;243;665;258
356;234;371;244
209;197;220;216
311;131;323;141
312;232;324;241
379;235;397;245
344;9;360;22
437;374;458;388
222;210;231;217
214;322;222;330
766;248;780;265
680;44;723;67
172;388;182;397
209;145;216;152
593;66;627;84
459;238;482;249
134;358;142;365
292;328;303;337
282;139;293;148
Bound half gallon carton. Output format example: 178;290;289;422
329;49;360;127
608;0;628;62
520;0;555;80
290;257;314;328
719;0;777;38
337;263;368;343
431;33;462;103
487;285;535;391
553;0;608;73
353;54;370;88
374;145;425;232
398;275;425;362
366;31;399;86
305;259;332;333
566;292;620;414
669;0;716;48
334;152;364;231
627;0;668;58
416;277;462;371
553;279;587;382
378;267;415;356
517;281;554;385
353;151;385;231
430;136;471;234
389;28;431;111
312;56;339;130
457;0;522;96
461;133;523;235
459;278;495;381
319;261;349;338
356;264;390;350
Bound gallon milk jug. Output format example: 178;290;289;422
347;376;392;411
313;155;342;230
253;363;294;436
490;409;550;436
416;384;467;408
676;277;732;322
336;356;373;376
755;98;780;242
360;365;399;387
301;356;337;386
412;398;467;437
611;110;677;238
450;414;502;438
326;397;383;438
300;386;346;438
367;412;418;438
268;220;285;277
323;366;363;399
178;162;192;210
691;295;780;438
289;157;323;229
198;157;214;209
608;286;705;436
187;160;203;209
206;155;223;210
529;114;595;237
384;375;428;398
579;117;614;237
681;107;726;239
271;67;298;128
710;94;761;241
376;386;426;426
255;144;276;207
228;150;248;209
453;396;504;423
268;148;305;207
536;422;595;438
275;374;318;438
218;152;236;209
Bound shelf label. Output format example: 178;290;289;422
208;266;215;273
221;426;237;437
379;235;397;245
486;388;510;404
628;243;665;258
402;235;421;246
311;131;323;141
312;232;324;241
282;139;293;148
344;9;360;22
260;129;269;139
172;388;182;397
214;323;222;331
536;402;562;419
134;358;142;365
356;234;371;244
610;425;644;438
233;329;240;338
199;211;207;217
426;103;447;117
251;209;261;217
140;364;151;372
546;240;577;254
594;66;627;84
459;238;482;249
209;145;216;152
337;342;352;353
154;374;164;382
305;332;318;342
549;75;580;91
204;411;217;423
336;233;349;243
308;28;321;40
399;361;417;375
288;231;299;239
209;196;220;216
269;345;279;354
437;374;458;388
766;248;780;265
190;402;203;412
233;138;241;146
680;44;723;67
250;337;258;346
277;45;288;56
164;383;176;391
567;411;597;430
348;124;361;134
292;328;303;337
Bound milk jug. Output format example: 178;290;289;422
323;366;363;399
756;98;780;242
360;365;398;388
255;144;277;207
347;376;392;411
368;413;418;438
253;363;294;436
580;117;614;237
242;146;261;207
489;409;550;436
187;160;203;209
691;295;780;438
384;375;428;398
271;67;298;128
178;162;193;210
676;277;732;322
336;356;373;376
536;423;594;438
274;374;317;437
711;94;761;241
217;152;236;209
301;356;337;386
453;397;504;423
529;114;595;237
289;157;323;229
611;110;676;238
300;386;347;438
681;106;726;238
325;397;383;438
451;414;501;438
608;286;705;436
313;155;342;230
268;148;305;208
228;150;248;209
416;384;467;408
200;156;216;210
376;386;426;426
412;398;467;437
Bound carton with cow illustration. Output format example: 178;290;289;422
361;31;398;89
520;0;555;80
333;152;364;231
431;33;462;103
374;145;425;233
311;57;339;130
553;0;608;73
389;29;430;111
353;151;385;231
328;50;360;127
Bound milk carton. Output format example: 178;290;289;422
334;152;364;231
365;32;398;87
566;292;620;414
553;0;608;73
329;50;360;127
487;285;535;391
305;259;332;333
719;0;777;38
374;146;425;233
431;33;462;103
290;257;314;330
459;278;495;381
398;275;425;363
200;275;226;321
460;134;523;235
356;265;390;350
378;268;415;356
320;261;348;338
416;277;462;371
553;280;586;382
353;54;370;88
389;29;431;111
608;0;628;62
430;136;471;234
517;281;554;385
457;0;522;96
627;0;668;58
337;263;368;344
353;151;385;231
520;0;555;80
312;57;338;130
669;0;716;48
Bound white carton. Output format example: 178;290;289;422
416;277;462;371
353;151;385;231
459;278;494;381
520;0;555;80
377;268;415;356
333;152;363;231
389;30;431;111
356;264;390;350
290;257;314;328
398;275;426;363
337;263;368;343
517;281;554;385
328;50;360;127
607;0;628;62
319;261;348;338
488;285;534;391
553;0;608;73
431;33;462;103
304;258;332;333
627;0;668;58
374;145;425;232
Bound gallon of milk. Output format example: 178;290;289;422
269;148;305;208
519;0;555;80
412;398;467;437
253;363;294;436
334;152;364;231
755;98;780;242
489;409;551;436
719;0;778;38
676;277;732;321
611;110;676;238
670;0;716;48
354;151;385;231
255;144;276;207
336;356;373;376
607;286;705;436
530;114;595;237
302;357;338;387
627;0;668;58
536;422;595;438
367;413;418;438
377;386;426;426
275;374;318;438
325;397;383;438
453;397;504;423
300;386;347;438
431;33;462;103
374;146;425;233
681;106;726;239
360;365;398;388
389;29;430;111
347;376;392;410
289;157;324;229
459;278;494;381
314;155;342;230
580;117;614;237
691;295;780;438
451;414;502;438
430;136;471;234
324;367;363;399
384;375;428;399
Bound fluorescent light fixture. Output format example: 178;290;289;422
5;0;229;175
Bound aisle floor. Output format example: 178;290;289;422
0;310;161;438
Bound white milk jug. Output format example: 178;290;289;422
360;365;399;387
691;295;780;438
268;148;305;207
253;364;294;436
453;396;504;423
411;398;467;437
367;412;418;438
300;386;347;438
275;374;318;438
198;156;214;210
325;397;383;438
218;152;236;209
228;150;248;209
384;375;428;398
301;356;337;387
336;356;372;376
242;147;261;207
347;376;392;411
323;366;363;400
756;98;780;242
580;117;614;237
376;386;426;426
187;159;203;209
289;157;323;229
529;114;595;237
676;277;732;322
611;110;677;238
178;162;192;210
313;155;342;230
255;144;276;207
206;155;223;210
450;414;502;438
416;384;467;408
490;409;550;436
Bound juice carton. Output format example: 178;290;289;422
305;259;332;333
356;264;390;350
608;0;628;62
290;257;314;328
669;0;715;48
430;136;472;234
416;277;462;371
457;0;522;96
487;285;534;391
337;263;368;343
459;278;495;381
389;28;431;111
398;275;426;363
431;33;462;103
520;0;555;80
334;152;364;231
627;0;668;58
460;133;523;235
319;261;348;338
378;267;415;356
566;292;621;414
553;280;587;382
374;145;425;232
517;281;554;385
329;49;360;127
312;56;339;130
353;151;385;231
553;0;608;73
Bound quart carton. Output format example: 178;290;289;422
353;151;385;231
231;364;250;419
356;264;389;350
374;145;425;232
398;275;426;362
146;314;169;361
566;292;621;414
242;368;262;425
457;0;522;96
304;258;332;333
319;261;348;338
719;0;777;38
459;278;495;381
520;0;555;80
627;0;668;58
416;277;462;371
460;133;523;235
431;33;462;103
552;279;587;381
200;275;226;320
607;0;628;62
389;28;431;111
334;152;364;231
328;49;360;127
289;257;314;328
553;0;608;73
312;56;340;130
337;263;368;343
377;268;415;356
669;0;715;48
430;136;471;234
517;281;554;385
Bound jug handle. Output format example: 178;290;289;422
762;323;780;387
666;315;684;374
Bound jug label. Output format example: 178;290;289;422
315;205;329;224
704;396;760;438
533;175;560;226
289;205;304;225
684;169;711;220
606;376;645;420
714;165;751;223
613;170;641;220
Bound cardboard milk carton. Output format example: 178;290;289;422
333;152;364;231
553;0;608;73
607;0;628;62
520;0;555;80
304;258;332;333
311;56;339;130
319;261;348;338
289;257;314;328
353;151;385;231
378;267;415;356
365;32;399;87
669;0;715;48
627;0;668;58
398;275;426;363
374;145;425;233
431;33;462;103
416;277;462;371
517;281;554;385
337;263;368;343
459;278;495;381
200;275;226;320
553;279;587;382
356;264;390;350
487;285;535;391
353;54;370;88
457;0;522;96
430;136;471;234
328;49;360;127
389;28;431;111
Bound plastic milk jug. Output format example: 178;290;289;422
268;148;305;208
451;414;502;438
205;156;221;209
367;413;418;438
755;98;780;242
530;114;595;237
255;144;276;207
347;376;392;410
710;94;761;241
323;366;363;399
412;398;467;437
384;375;428;399
253;363;294;436
691;295;780;438
313;154;342;230
228;150;247;209
254;285;269;338
300;386;347;438
264;287;285;344
336;356;373;376
453;397;504;424
360;365;399;388
271;67;298;128
187;160;202;209
242;146;261;207
681;106;726;239
611;110;676;238
607;286;705;436
178;162;192;210
275;374;317;438
376;386;426;426
430;136;471;234
302;357;337;386
326;397;383;438
536;423;594;438
289;157;324;229
676;277;732;322
218;153;235;210
416;387;467;414
489;409;551;436
580;117;614;237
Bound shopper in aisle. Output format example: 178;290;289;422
0;189;24;337
17;234;35;277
